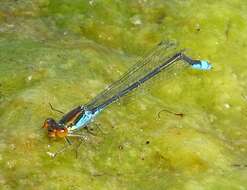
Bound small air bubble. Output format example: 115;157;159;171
89;0;95;6
27;75;32;81
9;144;16;150
224;103;230;109
195;23;200;32
130;15;142;25
46;152;55;157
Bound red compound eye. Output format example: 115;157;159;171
42;119;50;129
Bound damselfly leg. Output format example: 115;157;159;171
49;103;65;114
47;127;99;158
47;137;72;158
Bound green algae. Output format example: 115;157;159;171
0;0;247;189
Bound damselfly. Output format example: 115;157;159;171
43;41;211;143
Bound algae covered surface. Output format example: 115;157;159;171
0;0;247;189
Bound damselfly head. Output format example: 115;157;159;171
42;118;68;138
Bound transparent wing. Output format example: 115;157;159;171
84;41;188;111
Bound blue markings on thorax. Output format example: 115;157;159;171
191;60;212;70
69;108;102;131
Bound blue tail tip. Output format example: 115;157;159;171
192;60;212;70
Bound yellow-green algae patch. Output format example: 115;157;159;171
0;0;247;189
